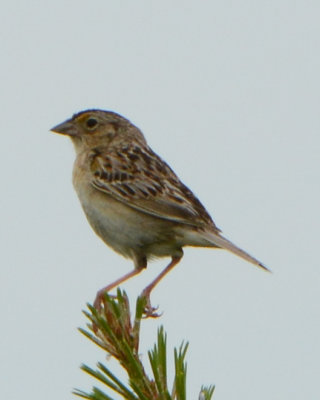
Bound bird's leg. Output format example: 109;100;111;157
141;256;182;318
94;267;144;310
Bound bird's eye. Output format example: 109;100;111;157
86;118;98;129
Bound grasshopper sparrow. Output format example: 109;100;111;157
51;110;268;314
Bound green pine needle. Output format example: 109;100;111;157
199;385;215;400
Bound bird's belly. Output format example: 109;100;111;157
76;185;179;259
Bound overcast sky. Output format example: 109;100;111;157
1;1;319;399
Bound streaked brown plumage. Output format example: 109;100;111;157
51;109;268;314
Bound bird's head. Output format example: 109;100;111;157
51;109;146;152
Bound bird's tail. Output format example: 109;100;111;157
200;230;270;272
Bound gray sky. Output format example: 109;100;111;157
1;1;319;399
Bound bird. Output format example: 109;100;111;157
51;109;268;315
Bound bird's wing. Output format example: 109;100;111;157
90;144;219;230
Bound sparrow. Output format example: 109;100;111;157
51;109;268;314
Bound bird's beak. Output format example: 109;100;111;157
50;120;78;137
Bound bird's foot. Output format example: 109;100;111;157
141;289;162;318
93;289;116;311
92;290;119;334
93;293;103;311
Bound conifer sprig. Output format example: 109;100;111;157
74;290;214;400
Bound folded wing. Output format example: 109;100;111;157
90;144;219;231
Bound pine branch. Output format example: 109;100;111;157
74;289;215;400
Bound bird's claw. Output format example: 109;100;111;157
143;304;162;318
141;290;162;318
93;290;117;311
